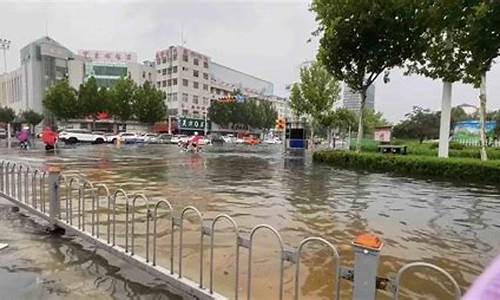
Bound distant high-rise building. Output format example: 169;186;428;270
340;82;375;113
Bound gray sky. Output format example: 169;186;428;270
1;0;499;122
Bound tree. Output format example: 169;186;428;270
451;106;469;128
408;1;470;158
208;101;234;128
256;100;278;130
360;108;389;136
290;61;340;147
0;106;16;124
109;78;136;125
42;79;79;122
133;81;167;123
312;0;425;152
21;110;43;132
78;77;102;129
393;106;440;143
461;1;500;161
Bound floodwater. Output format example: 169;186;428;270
1;143;500;300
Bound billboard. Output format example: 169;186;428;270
453;120;496;141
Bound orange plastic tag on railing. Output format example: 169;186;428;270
47;166;61;173
353;233;383;251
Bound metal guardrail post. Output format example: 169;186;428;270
48;166;61;229
352;233;384;300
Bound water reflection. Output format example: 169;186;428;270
1;143;500;299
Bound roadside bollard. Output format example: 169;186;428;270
48;166;61;229
352;233;384;300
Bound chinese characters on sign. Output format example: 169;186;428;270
78;50;138;63
178;117;211;130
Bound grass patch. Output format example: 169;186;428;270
313;150;500;184
349;139;500;160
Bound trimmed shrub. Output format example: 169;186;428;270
313;150;500;184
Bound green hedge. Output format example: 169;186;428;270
313;150;500;184
354;139;500;160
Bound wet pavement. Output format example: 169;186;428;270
1;143;500;299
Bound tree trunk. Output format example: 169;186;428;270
355;89;367;153
310;124;315;150
479;72;488;161
438;81;452;158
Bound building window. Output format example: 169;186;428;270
162;80;167;87
167;79;172;86
162;68;167;75
173;78;178;85
156;58;161;65
203;73;208;80
203;97;208;105
182;93;188;102
167;67;172;74
203;84;208;90
203;61;208;68
193;70;199;77
193;58;199;66
157;69;161;74
183;79;188;87
157;81;161;88
173;54;177;60
173;66;178;73
172;93;177;102
183;54;188;62
193;81;199;89
182;109;188;115
142;71;146;78
193;95;199;104
216;89;221;95
162;57;167;64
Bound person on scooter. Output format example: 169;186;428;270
16;128;30;150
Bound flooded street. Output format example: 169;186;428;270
1;143;500;299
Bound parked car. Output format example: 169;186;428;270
243;136;261;145
222;135;236;143
105;132;143;144
143;133;159;144
157;134;172;144
0;128;6;139
171;135;188;144
59;129;106;144
263;137;282;144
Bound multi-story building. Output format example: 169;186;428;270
156;45;287;120
0;37;156;114
0;36;74;113
155;46;211;117
340;82;375;113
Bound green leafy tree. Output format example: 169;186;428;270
21;110;44;133
133;81;167;123
451;106;470;128
208;101;234;128
461;1;500;160
0;106;16;124
42;79;79;122
393;106;440;143
77;76;102;129
109;78;137;125
408;1;469;157
256;100;278;130
312;0;425;152
290;61;340;147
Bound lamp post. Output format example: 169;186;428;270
0;38;11;74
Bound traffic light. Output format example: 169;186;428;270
275;117;286;131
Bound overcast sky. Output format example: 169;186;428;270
1;0;499;122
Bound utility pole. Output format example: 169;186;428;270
0;38;11;73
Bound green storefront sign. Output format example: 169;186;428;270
178;117;211;131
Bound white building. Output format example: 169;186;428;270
155;45;287;119
340;82;375;113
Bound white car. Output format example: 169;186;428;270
59;129;106;144
263;137;282;144
171;135;188;144
143;133;159;143
106;132;144;144
222;135;235;143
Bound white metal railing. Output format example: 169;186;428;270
0;160;463;300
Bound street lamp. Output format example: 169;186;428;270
0;38;11;74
